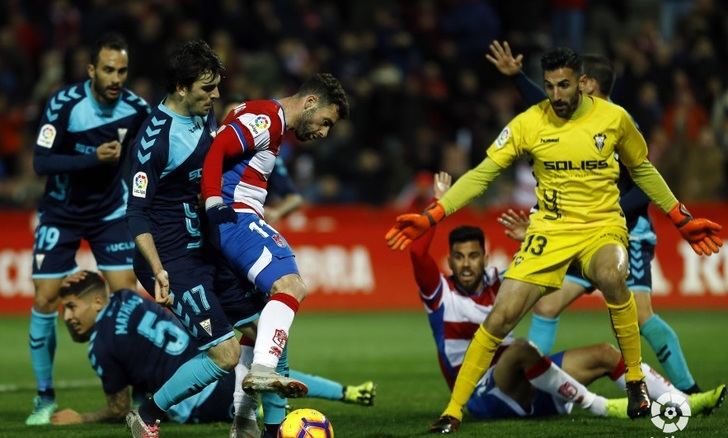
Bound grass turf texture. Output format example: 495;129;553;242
0;310;725;437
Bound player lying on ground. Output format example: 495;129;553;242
52;271;375;435
407;173;725;433
487;40;702;394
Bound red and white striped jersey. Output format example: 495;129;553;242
202;100;286;216
410;226;513;389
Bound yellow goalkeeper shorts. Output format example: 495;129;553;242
504;225;628;289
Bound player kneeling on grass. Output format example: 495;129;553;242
407;172;725;433
52;270;375;433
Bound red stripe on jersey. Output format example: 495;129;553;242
202;126;246;200
443;321;480;340
240;165;267;188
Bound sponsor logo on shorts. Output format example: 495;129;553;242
132;172;148;198
105;242;135;253
37;124;56;148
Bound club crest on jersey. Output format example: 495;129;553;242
272;233;287;248
117;127;128;143
495;127;510;149
593;133;607;152
132;171;148;198
37;124;56;148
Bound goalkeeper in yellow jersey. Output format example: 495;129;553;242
385;47;723;434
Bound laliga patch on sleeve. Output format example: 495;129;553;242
132;171;148;198
243;114;271;136
36;124;57;148
495;127;510;149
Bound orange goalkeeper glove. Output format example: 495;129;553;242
667;203;723;255
385;202;446;250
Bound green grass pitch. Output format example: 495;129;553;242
0;310;726;437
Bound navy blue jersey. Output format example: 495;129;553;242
88;290;195;395
34;80;150;223
126;103;217;263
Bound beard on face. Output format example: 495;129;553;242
295;108;317;141
92;76;121;103
551;92;580;118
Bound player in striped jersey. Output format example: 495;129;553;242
412;173;725;433
201;73;349;399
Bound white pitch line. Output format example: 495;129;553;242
0;378;99;393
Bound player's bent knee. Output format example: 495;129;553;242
208;337;240;371
271;274;307;302
33;282;62;312
483;310;515;339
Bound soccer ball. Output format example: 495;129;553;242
277;408;334;438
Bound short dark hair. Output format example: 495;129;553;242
297;73;350;120
90;33;128;66
59;271;107;299
582;54;615;96
541;47;582;74
449;226;485;249
165;40;224;94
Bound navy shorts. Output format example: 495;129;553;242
564;239;655;293
135;253;234;350
32;215;134;279
218;214;299;293
214;258;267;328
466;352;572;419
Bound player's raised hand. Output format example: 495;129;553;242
485;40;523;77
51;408;83;425
668;203;723;255
433;171;452;199
497;209;530;242
96;141;122;163
385;202;446;251
154;269;172;306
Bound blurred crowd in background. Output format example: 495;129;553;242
0;0;726;210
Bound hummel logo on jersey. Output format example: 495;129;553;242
199;319;212;336
540;137;559;144
594;133;607;151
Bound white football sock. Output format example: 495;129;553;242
234;344;257;420
613;362;684;400
253;293;298;368
527;357;607;416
